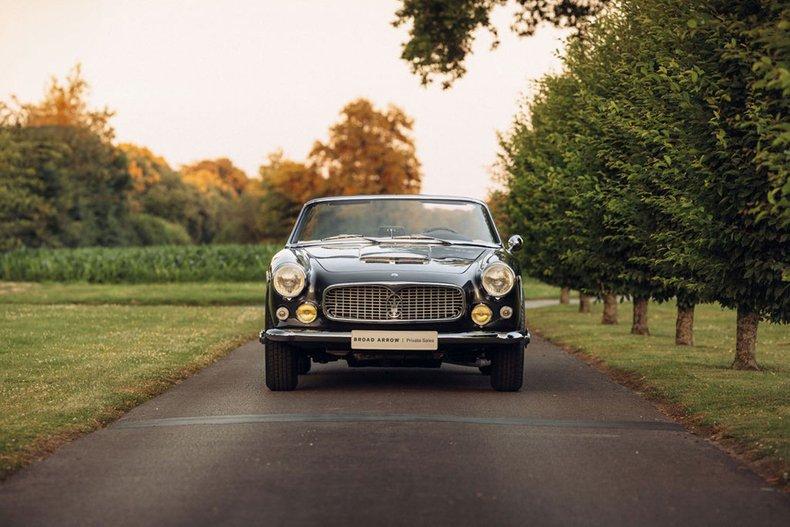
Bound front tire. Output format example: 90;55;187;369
490;342;524;392
265;339;299;391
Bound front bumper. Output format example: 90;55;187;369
261;328;530;346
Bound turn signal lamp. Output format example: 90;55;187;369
296;303;318;324
471;304;493;326
275;306;289;321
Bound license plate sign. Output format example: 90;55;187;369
351;330;438;350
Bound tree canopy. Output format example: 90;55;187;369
1;72;423;249
181;158;249;197
310;98;422;195
501;0;788;367
1;64;115;141
393;0;607;87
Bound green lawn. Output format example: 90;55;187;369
522;276;566;300
0;303;261;476
0;281;267;306
527;301;789;482
0;278;563;306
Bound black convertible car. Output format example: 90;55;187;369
260;195;529;391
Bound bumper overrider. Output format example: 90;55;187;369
261;328;530;346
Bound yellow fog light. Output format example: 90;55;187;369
296;303;317;324
471;304;493;326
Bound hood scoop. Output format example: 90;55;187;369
360;252;429;264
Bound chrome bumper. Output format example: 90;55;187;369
261;328;530;345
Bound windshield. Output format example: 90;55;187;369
292;199;499;245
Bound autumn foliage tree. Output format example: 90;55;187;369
3;64;115;141
253;151;325;241
181;158;249;197
0;66;248;248
2;70;425;247
310;98;421;195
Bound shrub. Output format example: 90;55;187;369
127;214;192;246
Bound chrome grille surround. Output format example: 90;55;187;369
322;283;465;323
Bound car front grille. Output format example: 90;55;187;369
323;284;465;322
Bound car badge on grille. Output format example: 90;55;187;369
387;292;402;319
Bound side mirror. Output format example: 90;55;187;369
507;235;523;252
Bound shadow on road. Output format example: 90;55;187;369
295;363;493;393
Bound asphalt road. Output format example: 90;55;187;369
1;335;788;526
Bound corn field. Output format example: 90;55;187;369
0;244;280;283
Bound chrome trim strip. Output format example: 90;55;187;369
262;328;529;344
321;282;466;324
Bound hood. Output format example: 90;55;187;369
299;242;488;274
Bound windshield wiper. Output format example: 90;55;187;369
320;234;380;243
389;234;452;245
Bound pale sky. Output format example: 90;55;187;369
1;0;567;198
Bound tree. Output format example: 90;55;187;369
310;99;422;195
138;168;219;243
181;158;249;197
501;73;620;323
504;0;788;367
485;188;510;239
256;151;325;241
119;144;173;197
7;64;115;141
0;126;132;248
583;0;787;363
667;0;788;367
0;128;54;250
1;67;267;248
393;0;608;87
118;143;209;244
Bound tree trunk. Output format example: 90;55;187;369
578;293;591;313
601;294;618;325
675;303;695;346
732;307;760;370
560;287;570;305
630;296;650;335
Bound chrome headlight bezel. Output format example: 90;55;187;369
272;263;307;299
481;262;515;298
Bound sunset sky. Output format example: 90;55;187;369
1;0;567;198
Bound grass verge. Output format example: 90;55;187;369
0;303;261;477
0;281;267;306
0;275;574;478
527;301;789;488
522;277;566;300
0;278;564;305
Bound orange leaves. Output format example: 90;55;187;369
259;151;322;204
181;158;249;197
13;64;115;142
309;98;421;196
119;144;169;194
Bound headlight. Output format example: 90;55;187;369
272;263;306;298
481;262;515;297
